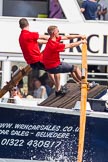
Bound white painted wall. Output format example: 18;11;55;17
0;0;108;56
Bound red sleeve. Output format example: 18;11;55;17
32;32;39;41
56;42;65;52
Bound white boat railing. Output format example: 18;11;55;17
88;72;108;82
68;72;108;84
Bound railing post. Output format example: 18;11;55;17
77;42;88;162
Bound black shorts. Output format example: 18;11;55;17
30;62;45;70
47;62;74;74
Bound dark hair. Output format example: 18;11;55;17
19;18;29;29
47;25;57;35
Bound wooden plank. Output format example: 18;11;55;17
39;83;80;108
47;84;80;108
88;85;107;98
77;43;88;162
39;83;107;109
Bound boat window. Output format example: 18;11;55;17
2;0;65;19
3;0;49;18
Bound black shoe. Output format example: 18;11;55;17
55;86;68;97
55;90;63;97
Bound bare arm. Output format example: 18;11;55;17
61;34;86;40
37;39;47;44
65;39;87;49
39;34;49;40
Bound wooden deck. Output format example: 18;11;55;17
39;83;107;109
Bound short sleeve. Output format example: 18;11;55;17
56;42;65;52
32;32;39;41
